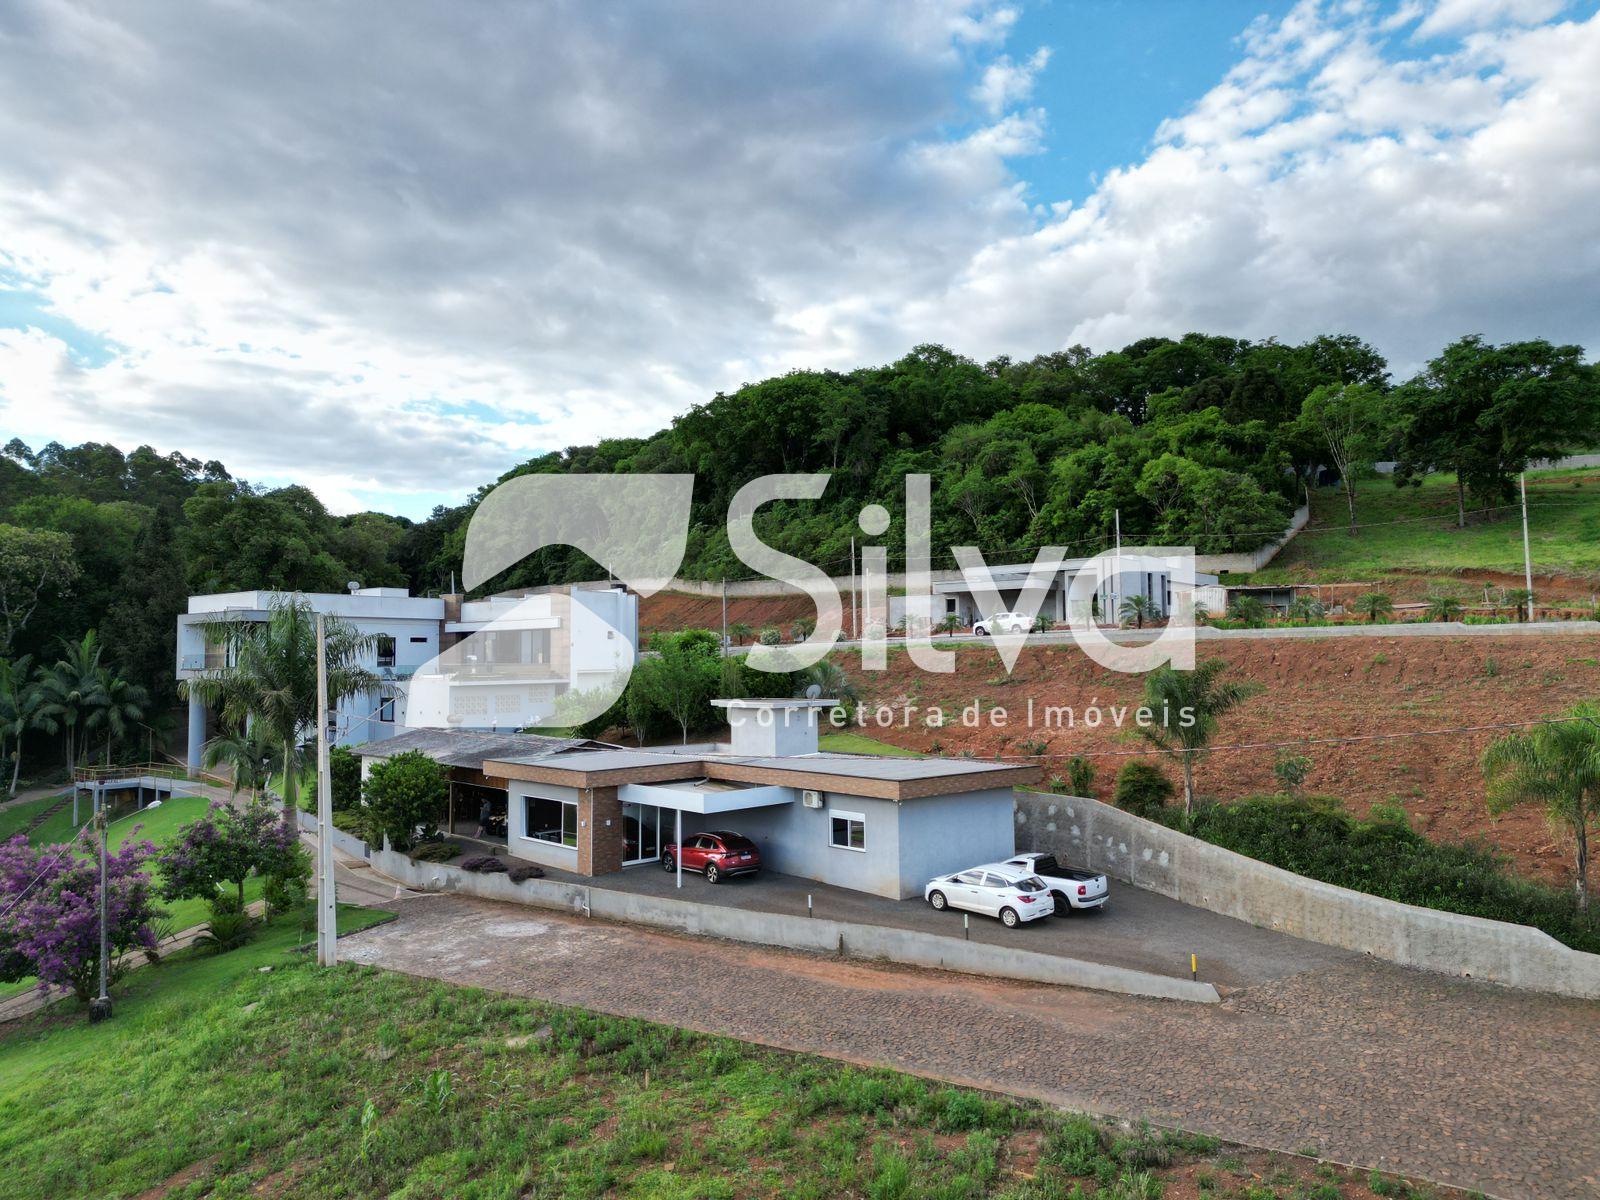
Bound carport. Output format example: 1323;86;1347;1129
617;778;792;888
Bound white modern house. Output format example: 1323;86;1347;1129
177;584;638;772
354;697;1038;899
892;556;1220;631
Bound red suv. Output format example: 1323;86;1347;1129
662;831;761;884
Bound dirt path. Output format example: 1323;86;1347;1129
341;893;1600;1200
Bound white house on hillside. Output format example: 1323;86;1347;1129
176;584;637;771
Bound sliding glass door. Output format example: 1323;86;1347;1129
622;802;663;865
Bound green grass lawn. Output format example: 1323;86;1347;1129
0;907;1199;1200
1254;467;1600;581
0;904;1437;1200
818;732;924;757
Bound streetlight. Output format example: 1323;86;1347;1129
88;789;112;1023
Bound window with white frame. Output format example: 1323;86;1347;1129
524;795;578;848
829;809;866;851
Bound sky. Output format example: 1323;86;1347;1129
1;0;1597;519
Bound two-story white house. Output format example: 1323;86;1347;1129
177;584;638;772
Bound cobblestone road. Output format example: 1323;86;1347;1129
342;895;1599;1200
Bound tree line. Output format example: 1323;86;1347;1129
2;330;1596;778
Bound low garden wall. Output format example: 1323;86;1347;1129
1014;790;1600;1000
293;808;371;861
364;845;1220;1004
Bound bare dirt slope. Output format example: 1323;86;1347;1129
641;590;817;638
834;633;1600;886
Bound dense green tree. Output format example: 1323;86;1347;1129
100;508;188;706
1394;336;1600;524
0;656;41;795
1299;382;1397;533
0;525;79;657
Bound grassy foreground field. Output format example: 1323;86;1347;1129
0;911;1454;1200
1255;467;1600;583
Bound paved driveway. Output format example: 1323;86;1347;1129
593;864;1352;990
343;894;1600;1200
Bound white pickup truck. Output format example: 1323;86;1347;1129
1001;852;1109;914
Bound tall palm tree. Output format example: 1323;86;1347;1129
180;597;375;817
0;655;42;796
1137;658;1261;818
35;631;106;775
1481;704;1600;909
84;669;149;766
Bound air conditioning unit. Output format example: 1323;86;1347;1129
801;789;823;809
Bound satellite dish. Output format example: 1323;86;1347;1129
804;683;823;700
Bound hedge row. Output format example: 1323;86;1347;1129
1166;795;1599;955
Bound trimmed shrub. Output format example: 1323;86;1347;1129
361;750;448;852
1065;755;1097;798
329;744;362;811
507;863;545;883
1113;761;1174;819
409;841;458;864
459;855;508;874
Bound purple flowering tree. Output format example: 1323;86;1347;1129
157;799;301;912
0;831;162;1002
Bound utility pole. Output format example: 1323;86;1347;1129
1520;472;1535;622
849;537;858;641
720;580;728;651
314;614;337;966
88;785;111;1021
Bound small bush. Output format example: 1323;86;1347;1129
262;870;308;917
1066;755;1097;797
409;841;459;863
758;625;782;645
208;889;244;917
1113;761;1174;820
197;910;254;954
459;855;508;874
507;863;545;883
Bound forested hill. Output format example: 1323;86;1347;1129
3;331;1596;703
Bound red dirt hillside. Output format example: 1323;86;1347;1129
641;591;817;639
832;633;1600;887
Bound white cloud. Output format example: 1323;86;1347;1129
972;47;1051;116
899;0;1600;374
0;0;1596;517
1415;0;1566;38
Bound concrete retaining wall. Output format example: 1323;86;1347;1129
1014;790;1600;1000
294;808;372;860
1195;503;1310;575
366;846;1219;1003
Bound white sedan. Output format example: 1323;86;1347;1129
924;864;1055;927
1002;852;1109;914
972;611;1034;636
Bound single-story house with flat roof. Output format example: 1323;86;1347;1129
353;700;1039;899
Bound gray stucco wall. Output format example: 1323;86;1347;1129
1014;789;1600;1000
895;787;1016;898
505;781;582;873
730;794;906;898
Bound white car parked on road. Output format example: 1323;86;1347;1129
1002;852;1109;914
971;611;1034;636
923;863;1055;927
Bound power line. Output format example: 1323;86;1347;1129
976;715;1581;761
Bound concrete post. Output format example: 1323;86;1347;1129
186;694;206;772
